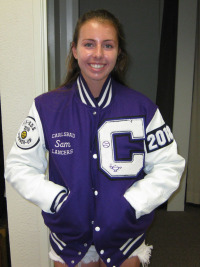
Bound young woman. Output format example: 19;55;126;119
5;9;185;267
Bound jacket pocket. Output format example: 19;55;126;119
42;192;92;239
50;231;67;251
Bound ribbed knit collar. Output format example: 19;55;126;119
76;74;112;109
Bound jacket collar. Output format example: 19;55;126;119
76;74;112;109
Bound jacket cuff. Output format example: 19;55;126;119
50;189;69;213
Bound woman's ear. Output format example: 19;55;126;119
72;42;78;59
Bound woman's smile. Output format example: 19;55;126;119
89;64;105;69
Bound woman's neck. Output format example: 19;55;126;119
81;74;106;98
87;80;104;98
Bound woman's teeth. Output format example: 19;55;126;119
90;64;104;69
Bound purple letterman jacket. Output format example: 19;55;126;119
5;74;185;266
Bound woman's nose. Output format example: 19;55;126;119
93;45;103;58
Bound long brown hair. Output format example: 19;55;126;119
62;9;128;87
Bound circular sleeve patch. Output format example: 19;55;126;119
16;116;40;150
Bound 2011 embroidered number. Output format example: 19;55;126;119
146;125;173;152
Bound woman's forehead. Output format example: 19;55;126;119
78;19;118;40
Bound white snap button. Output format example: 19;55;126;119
95;226;100;231
93;154;97;159
100;250;104;254
93;111;97;115
107;258;111;263
71;260;74;263
94;190;98;196
91;221;94;224
78;251;81;255
84;243;87;247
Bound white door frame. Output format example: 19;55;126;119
33;0;50;266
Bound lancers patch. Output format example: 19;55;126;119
16;116;40;150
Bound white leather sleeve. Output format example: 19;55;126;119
124;109;185;219
5;101;67;213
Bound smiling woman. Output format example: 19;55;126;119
62;9;128;91
72;20;120;97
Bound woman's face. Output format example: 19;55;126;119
72;19;119;89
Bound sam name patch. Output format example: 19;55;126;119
146;124;174;153
16;116;40;149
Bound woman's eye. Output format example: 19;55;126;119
84;43;93;48
104;44;113;49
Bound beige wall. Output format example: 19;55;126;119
0;0;50;266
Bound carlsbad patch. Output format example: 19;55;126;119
16;116;40;149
